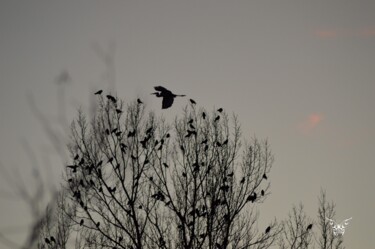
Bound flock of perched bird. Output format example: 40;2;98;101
57;86;314;246
96;86;193;109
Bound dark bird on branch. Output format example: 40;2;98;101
261;189;265;196
106;95;117;104
240;177;245;184
146;127;153;134
127;130;136;137
94;90;103;95
67;165;78;173
307;224;313;230
247;193;257;203
217;108;223;113
263;173;268;180
214;116;220;122
185;130;197;138
190;99;196;105
80;219;84;226
116;109;122;114
45;238;50;244
137;98;143;104
265;226;271;234
151;86;186;109
50;236;56;243
74;154;79;160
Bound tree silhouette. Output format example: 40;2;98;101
279;190;345;249
51;95;280;249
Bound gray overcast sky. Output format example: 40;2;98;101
1;0;374;248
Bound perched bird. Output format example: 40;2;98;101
128;130;136;137
261;190;265;196
265;226;271;234
151;86;186;109
190;99;196;105
137;98;143;104
67;165;78;173
263;173;268;180
45;238;50;244
50;236;56;243
94;90;103;95
202;112;206;119
240;177;245;184
247;193;257;203
74;154;79;160
214;116;220;122
106;95;117;103
116;109;122;114
307;224;313;230
217;108;223;113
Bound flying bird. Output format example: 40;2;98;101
94;90;103;95
151;86;186;109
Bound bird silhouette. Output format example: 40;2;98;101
67;165;78;173
106;95;117;104
94;90;103;95
50;236;56;243
261;189;265;196
137;98;143;104
217;108;223;113
307;224;313;230
263;173;268;180
45;238;50;244
202;112;206;119
265;226;271;234
190;99;196;105
151;86;186;109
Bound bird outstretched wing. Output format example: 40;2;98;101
340;217;352;227
162;96;174;109
154;86;171;94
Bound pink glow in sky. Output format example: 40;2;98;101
299;113;324;134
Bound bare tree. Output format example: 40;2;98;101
278;203;314;249
279;190;345;249
54;94;280;249
316;190;344;249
